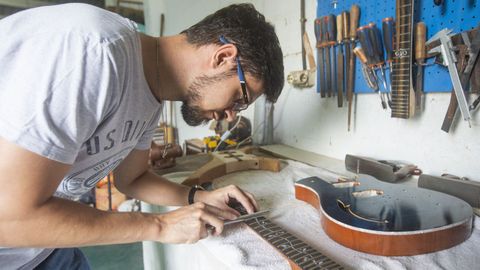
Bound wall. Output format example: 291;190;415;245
264;0;479;179
145;0;479;179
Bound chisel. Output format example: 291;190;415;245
326;14;337;99
336;14;344;107
323;16;333;97
314;18;326;97
342;11;350;105
347;5;359;131
369;22;391;107
414;22;426;111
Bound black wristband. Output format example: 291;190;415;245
188;185;205;205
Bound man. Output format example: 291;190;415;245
0;3;284;270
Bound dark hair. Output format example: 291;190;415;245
181;4;284;102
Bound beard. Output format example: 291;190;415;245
181;71;233;126
181;102;209;126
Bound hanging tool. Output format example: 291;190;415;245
342;11;350;105
427;29;472;128
326;14;337;99
323;15;334;97
382;17;395;108
347;5;359;131
315;18;326;97
369;22;391;107
286;32;316;88
471;97;480;111
462;29;480;110
286;0;316;89
414;22;427;111
354;46;378;91
336;14;344;107
436;28;480;132
300;0;307;70
357;25;387;109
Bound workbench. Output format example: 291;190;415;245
141;145;479;270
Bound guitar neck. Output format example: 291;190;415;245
244;216;343;270
391;0;416;118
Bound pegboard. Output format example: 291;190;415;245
316;0;479;93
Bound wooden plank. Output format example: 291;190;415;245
259;144;350;175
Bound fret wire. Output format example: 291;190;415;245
302;258;333;269
319;260;339;269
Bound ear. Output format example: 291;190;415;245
211;44;238;69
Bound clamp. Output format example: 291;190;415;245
427;29;471;127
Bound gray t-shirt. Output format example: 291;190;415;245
0;4;162;269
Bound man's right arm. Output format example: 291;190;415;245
0;138;228;247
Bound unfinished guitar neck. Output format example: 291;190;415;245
182;150;281;186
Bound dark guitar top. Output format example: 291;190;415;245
296;175;472;232
295;174;473;256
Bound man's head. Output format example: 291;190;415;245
180;4;284;126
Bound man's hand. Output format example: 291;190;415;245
195;185;259;216
154;202;237;243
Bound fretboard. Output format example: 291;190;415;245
391;0;415;118
244;216;343;270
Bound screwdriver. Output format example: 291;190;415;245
357;25;387;109
369;22;391;107
382;17;395;106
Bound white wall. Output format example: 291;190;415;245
145;0;479;179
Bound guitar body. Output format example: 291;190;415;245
295;175;473;256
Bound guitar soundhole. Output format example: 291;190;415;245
352;189;384;198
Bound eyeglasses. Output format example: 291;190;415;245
219;36;249;112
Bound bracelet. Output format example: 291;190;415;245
188;185;205;205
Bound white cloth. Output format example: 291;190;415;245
166;160;479;270
0;4;162;269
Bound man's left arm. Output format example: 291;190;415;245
113;149;258;214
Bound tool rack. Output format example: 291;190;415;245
316;0;479;93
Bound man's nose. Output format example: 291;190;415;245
224;110;238;122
